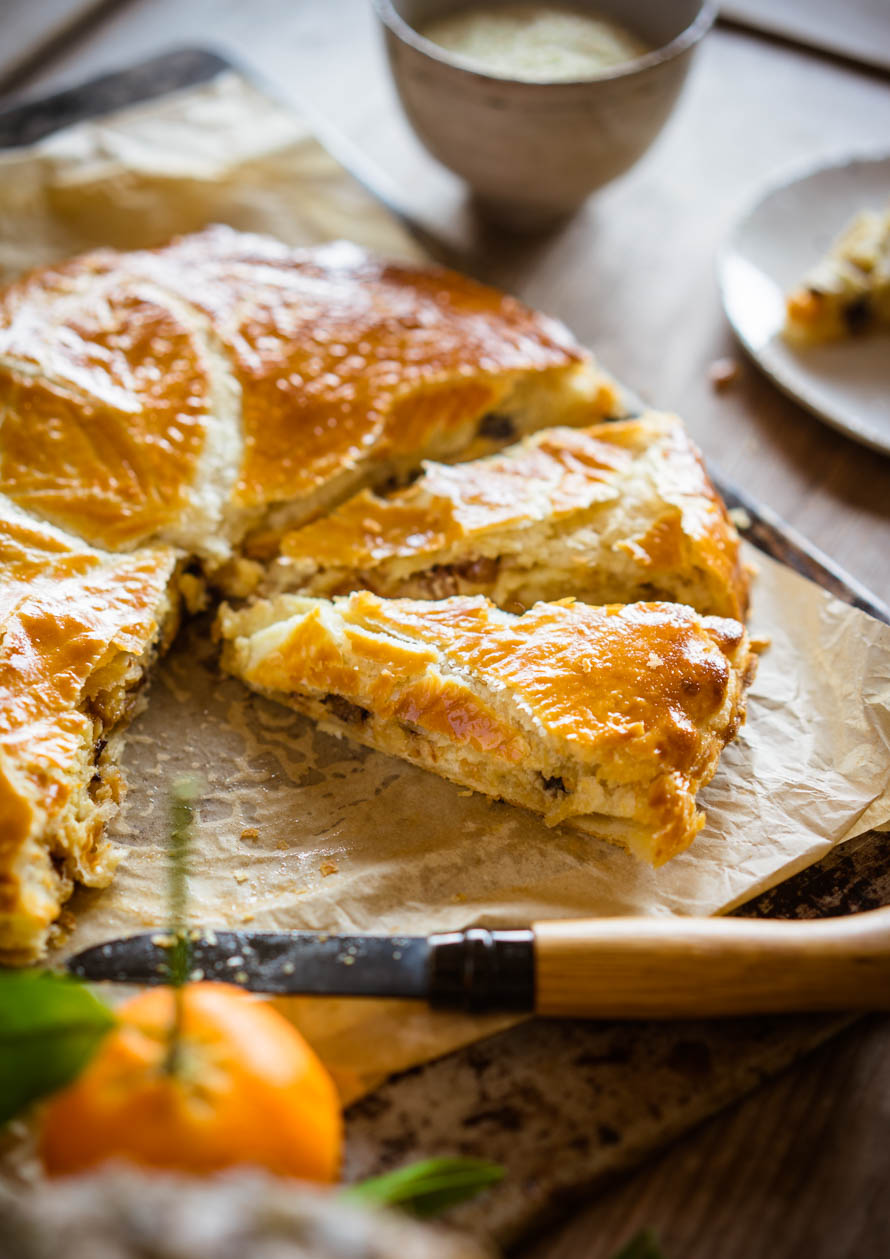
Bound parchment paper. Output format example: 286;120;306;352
2;74;889;1101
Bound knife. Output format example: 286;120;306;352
66;907;890;1018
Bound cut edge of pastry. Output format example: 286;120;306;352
227;357;623;584
0;554;182;960
263;412;750;621
217;592;756;868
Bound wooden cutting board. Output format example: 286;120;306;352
1;48;887;1249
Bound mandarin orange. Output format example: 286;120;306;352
40;983;341;1182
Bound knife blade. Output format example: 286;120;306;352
66;927;537;1011
65;908;890;1018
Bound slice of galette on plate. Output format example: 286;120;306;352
784;199;890;344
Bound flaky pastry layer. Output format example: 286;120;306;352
267;412;750;619
0;499;180;956
218;591;756;866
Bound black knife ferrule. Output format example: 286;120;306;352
426;928;535;1012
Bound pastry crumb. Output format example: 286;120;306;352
178;572;208;613
458;788;474;797
708;357;740;390
234;871;249;884
220;557;264;599
240;826;260;841
320;860;339;877
729;506;752;531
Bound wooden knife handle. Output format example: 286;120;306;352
533;906;890;1018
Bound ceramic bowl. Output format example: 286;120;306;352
373;0;717;230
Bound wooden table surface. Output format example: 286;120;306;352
3;4;889;1256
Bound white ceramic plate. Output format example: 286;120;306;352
719;152;890;455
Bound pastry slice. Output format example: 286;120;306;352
218;591;756;865
0;500;181;957
266;413;749;620
784;200;890;344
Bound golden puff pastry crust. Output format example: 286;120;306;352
0;257;240;561
0;227;619;564
269;412;750;619
0;228;624;953
218;591;756;866
0;499;180;957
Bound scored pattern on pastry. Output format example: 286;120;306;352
219;591;756;867
0;270;242;559
0;227;619;564
268;412;750;620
